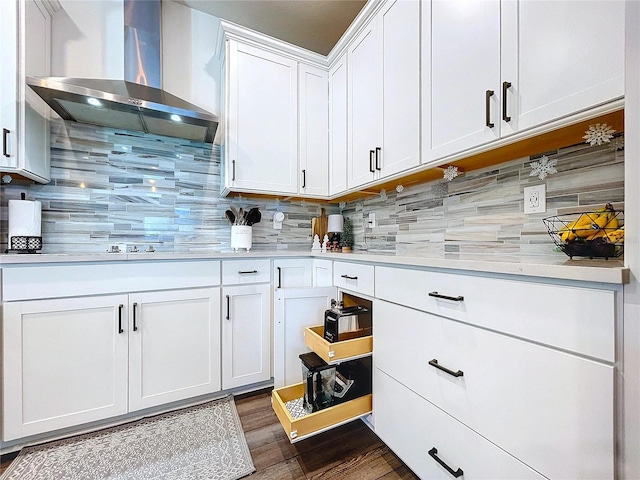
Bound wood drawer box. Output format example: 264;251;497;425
374;299;614;480
272;383;372;443
374;369;545;480
221;259;271;284
333;261;374;296
304;325;372;364
374;265;615;361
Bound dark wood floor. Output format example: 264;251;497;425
1;389;419;479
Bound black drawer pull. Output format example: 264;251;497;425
485;89;494;128
369;150;375;173
3;128;10;157
429;359;464;377
428;447;463;478
502;81;512;122
118;304;124;334
277;266;282;289
226;295;230;320
238;270;258;274
341;274;358;280
428;291;464;302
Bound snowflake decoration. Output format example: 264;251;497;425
396;184;404;193
529;155;557;180
583;123;616;146
339;201;346;211
379;189;387;201
443;165;459;181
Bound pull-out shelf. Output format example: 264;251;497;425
272;382;372;443
304;325;372;364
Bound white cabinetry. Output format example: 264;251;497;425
273;286;336;387
299;64;329;197
128;288;221;411
224;40;298;195
221;259;271;389
2;260;222;442
373;265;617;480
329;53;348;196
274;258;313;289
348;0;420;189
424;0;624;163
3;295;128;441
0;0;51;183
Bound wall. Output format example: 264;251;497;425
342;137;625;259
0;120;328;254
0;119;625;256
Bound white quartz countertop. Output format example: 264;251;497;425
0;250;629;285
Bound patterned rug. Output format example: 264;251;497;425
0;395;255;480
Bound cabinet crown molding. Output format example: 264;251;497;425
220;19;327;68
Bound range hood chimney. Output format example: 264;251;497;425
27;0;219;143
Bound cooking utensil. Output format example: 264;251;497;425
230;206;239;224
225;210;236;225
246;208;261;226
238;208;245;225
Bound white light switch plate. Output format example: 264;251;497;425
524;185;546;214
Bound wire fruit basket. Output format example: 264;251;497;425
542;206;624;259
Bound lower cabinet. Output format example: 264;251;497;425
374;298;615;480
374;369;545;480
221;283;271;389
2;288;221;441
128;288;221;411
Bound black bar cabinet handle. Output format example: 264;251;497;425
3;128;9;157
238;270;258;274
132;302;138;331
428;291;464;302
226;295;230;320
375;147;381;171
369;150;375;173
341;274;358;280
118;304;124;334
485;89;494;128
428;447;464;478
502;81;512;122
232;159;236;181
302;169;306;189
429;359;464;377
277;266;282;289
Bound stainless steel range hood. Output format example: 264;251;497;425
27;0;219;143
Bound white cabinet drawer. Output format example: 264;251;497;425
374;369;545;480
2;260;221;301
222;259;271;284
333;261;374;296
375;265;615;361
374;300;614;480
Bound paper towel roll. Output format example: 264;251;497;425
9;200;42;239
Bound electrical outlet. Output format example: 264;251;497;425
368;212;376;228
524;185;546;214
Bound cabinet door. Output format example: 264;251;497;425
299;63;329;197
128;288;221;411
226;40;298;194
274;259;313;289
273;287;336;387
379;0;420;178
329;53;348;196
425;0;500;163
501;0;624;135
0;0;17;169
21;0;51;182
222;283;271;389
348;19;382;188
2;295;129;441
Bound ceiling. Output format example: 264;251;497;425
179;0;367;56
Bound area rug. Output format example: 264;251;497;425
0;395;255;480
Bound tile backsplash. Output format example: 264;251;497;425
0;120;624;256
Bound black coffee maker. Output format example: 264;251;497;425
324;300;369;343
299;352;336;413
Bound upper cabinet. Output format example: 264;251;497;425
500;0;624;135
0;0;51;183
299;64;329;198
423;0;624;164
329;53;348;196
224;40;299;195
347;0;421;190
